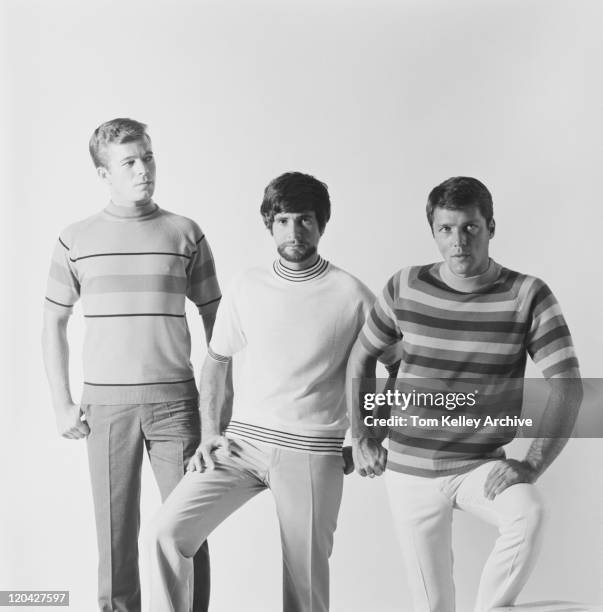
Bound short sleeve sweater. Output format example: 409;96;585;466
44;201;221;405
210;257;376;455
358;261;580;476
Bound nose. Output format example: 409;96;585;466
135;159;149;176
288;220;304;242
452;228;468;247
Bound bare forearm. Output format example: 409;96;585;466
41;314;73;409
346;343;377;440
199;356;229;440
523;377;583;478
201;307;218;344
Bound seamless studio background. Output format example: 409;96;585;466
1;1;602;610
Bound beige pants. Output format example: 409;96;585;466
384;461;546;612
84;400;210;612
146;437;345;612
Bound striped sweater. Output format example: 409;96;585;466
44;201;221;405
358;261;580;476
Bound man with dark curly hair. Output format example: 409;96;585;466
147;171;394;612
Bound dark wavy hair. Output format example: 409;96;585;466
260;172;331;232
426;176;494;229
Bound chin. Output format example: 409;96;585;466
448;262;471;276
280;248;316;263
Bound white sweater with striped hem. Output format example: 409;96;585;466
210;257;375;455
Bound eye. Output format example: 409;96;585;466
439;226;451;233
144;155;154;162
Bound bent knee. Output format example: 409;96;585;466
145;512;183;554
504;488;547;537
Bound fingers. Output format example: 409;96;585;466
186;452;204;473
61;425;87;440
78;409;90;436
201;446;216;471
353;441;387;478
487;475;511;500
484;463;502;497
484;463;517;500
77;421;90;436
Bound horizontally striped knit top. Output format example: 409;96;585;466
358;261;580;476
44;201;221;404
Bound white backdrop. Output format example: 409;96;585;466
1;1;602;610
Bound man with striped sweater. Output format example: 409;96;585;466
346;177;582;612
42;118;219;612
147;172;383;612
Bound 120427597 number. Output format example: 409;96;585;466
0;591;69;606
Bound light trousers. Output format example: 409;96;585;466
147;437;345;612
85;400;210;612
384;461;546;612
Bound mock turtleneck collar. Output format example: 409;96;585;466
273;255;329;282
438;258;501;293
104;200;158;220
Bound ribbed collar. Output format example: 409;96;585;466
438;258;501;293
104;200;159;220
273;255;329;282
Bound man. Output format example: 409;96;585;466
42;118;219;612
347;176;582;612
147;171;386;612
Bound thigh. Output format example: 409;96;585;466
85;403;145;510
270;452;344;541
144;399;201;501
384;470;456;612
150;445;267;558
454;461;545;528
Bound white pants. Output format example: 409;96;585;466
384;461;546;612
146;437;344;612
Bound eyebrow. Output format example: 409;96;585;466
274;212;313;218
119;150;153;162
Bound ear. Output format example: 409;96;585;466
96;165;108;181
488;219;496;238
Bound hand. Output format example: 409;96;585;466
56;402;90;439
187;435;233;473
484;459;538;500
352;437;387;478
342;445;354;475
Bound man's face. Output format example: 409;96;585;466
272;211;322;264
432;205;494;277
98;137;156;206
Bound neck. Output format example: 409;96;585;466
439;258;500;292
104;199;157;219
110;197;152;208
